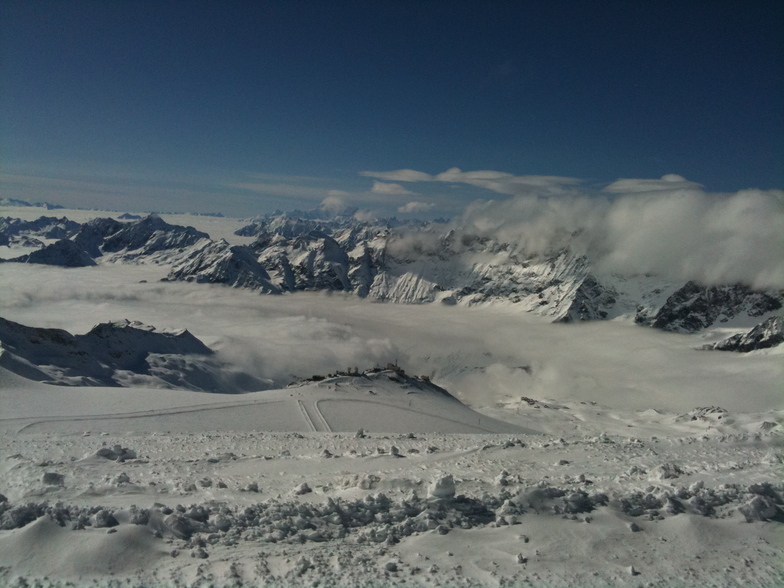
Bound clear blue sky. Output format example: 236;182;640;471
1;1;782;217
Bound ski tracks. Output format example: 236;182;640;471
297;400;331;432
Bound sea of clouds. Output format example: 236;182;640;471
362;170;784;289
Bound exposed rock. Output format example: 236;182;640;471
42;472;65;486
703;316;784;352
7;239;96;267
637;282;782;333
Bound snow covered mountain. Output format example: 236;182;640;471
0;318;267;393
635;282;783;333
2;214;210;265
5;239;96;267
0;197;64;209
4;212;782;334
99;214;208;260
0;216;80;247
703;316;784;352
164;239;280;293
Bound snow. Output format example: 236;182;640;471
0;206;782;587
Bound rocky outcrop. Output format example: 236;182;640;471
9;239;96;267
252;232;354;292
635;282;783;333
703;316;784;352
71;217;125;257
0;317;265;392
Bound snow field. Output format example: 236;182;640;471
0;420;782;587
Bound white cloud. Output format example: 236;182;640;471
458;180;784;289
360;167;582;198
320;194;349;214
353;209;381;222
438;169;582;198
602;174;704;194
357;168;784;288
359;169;433;182
370;181;417;196
2;265;780;413
398;201;435;213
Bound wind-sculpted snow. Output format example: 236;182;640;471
0;423;781;587
0;318;265;392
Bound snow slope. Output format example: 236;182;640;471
0;369;781;587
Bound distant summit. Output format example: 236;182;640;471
0;197;64;210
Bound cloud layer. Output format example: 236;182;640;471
461;184;784;289
2;264;781;413
361;167;582;198
362;168;784;289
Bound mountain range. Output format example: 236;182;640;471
2;212;781;348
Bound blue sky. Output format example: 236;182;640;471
1;1;782;217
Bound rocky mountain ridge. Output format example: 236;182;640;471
0;318;266;392
2;213;782;341
703;316;784;352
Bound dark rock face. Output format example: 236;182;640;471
637;282;783;333
704;316;784;352
0;317;264;392
72;217;125;257
10;239;96;267
559;275;618;322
